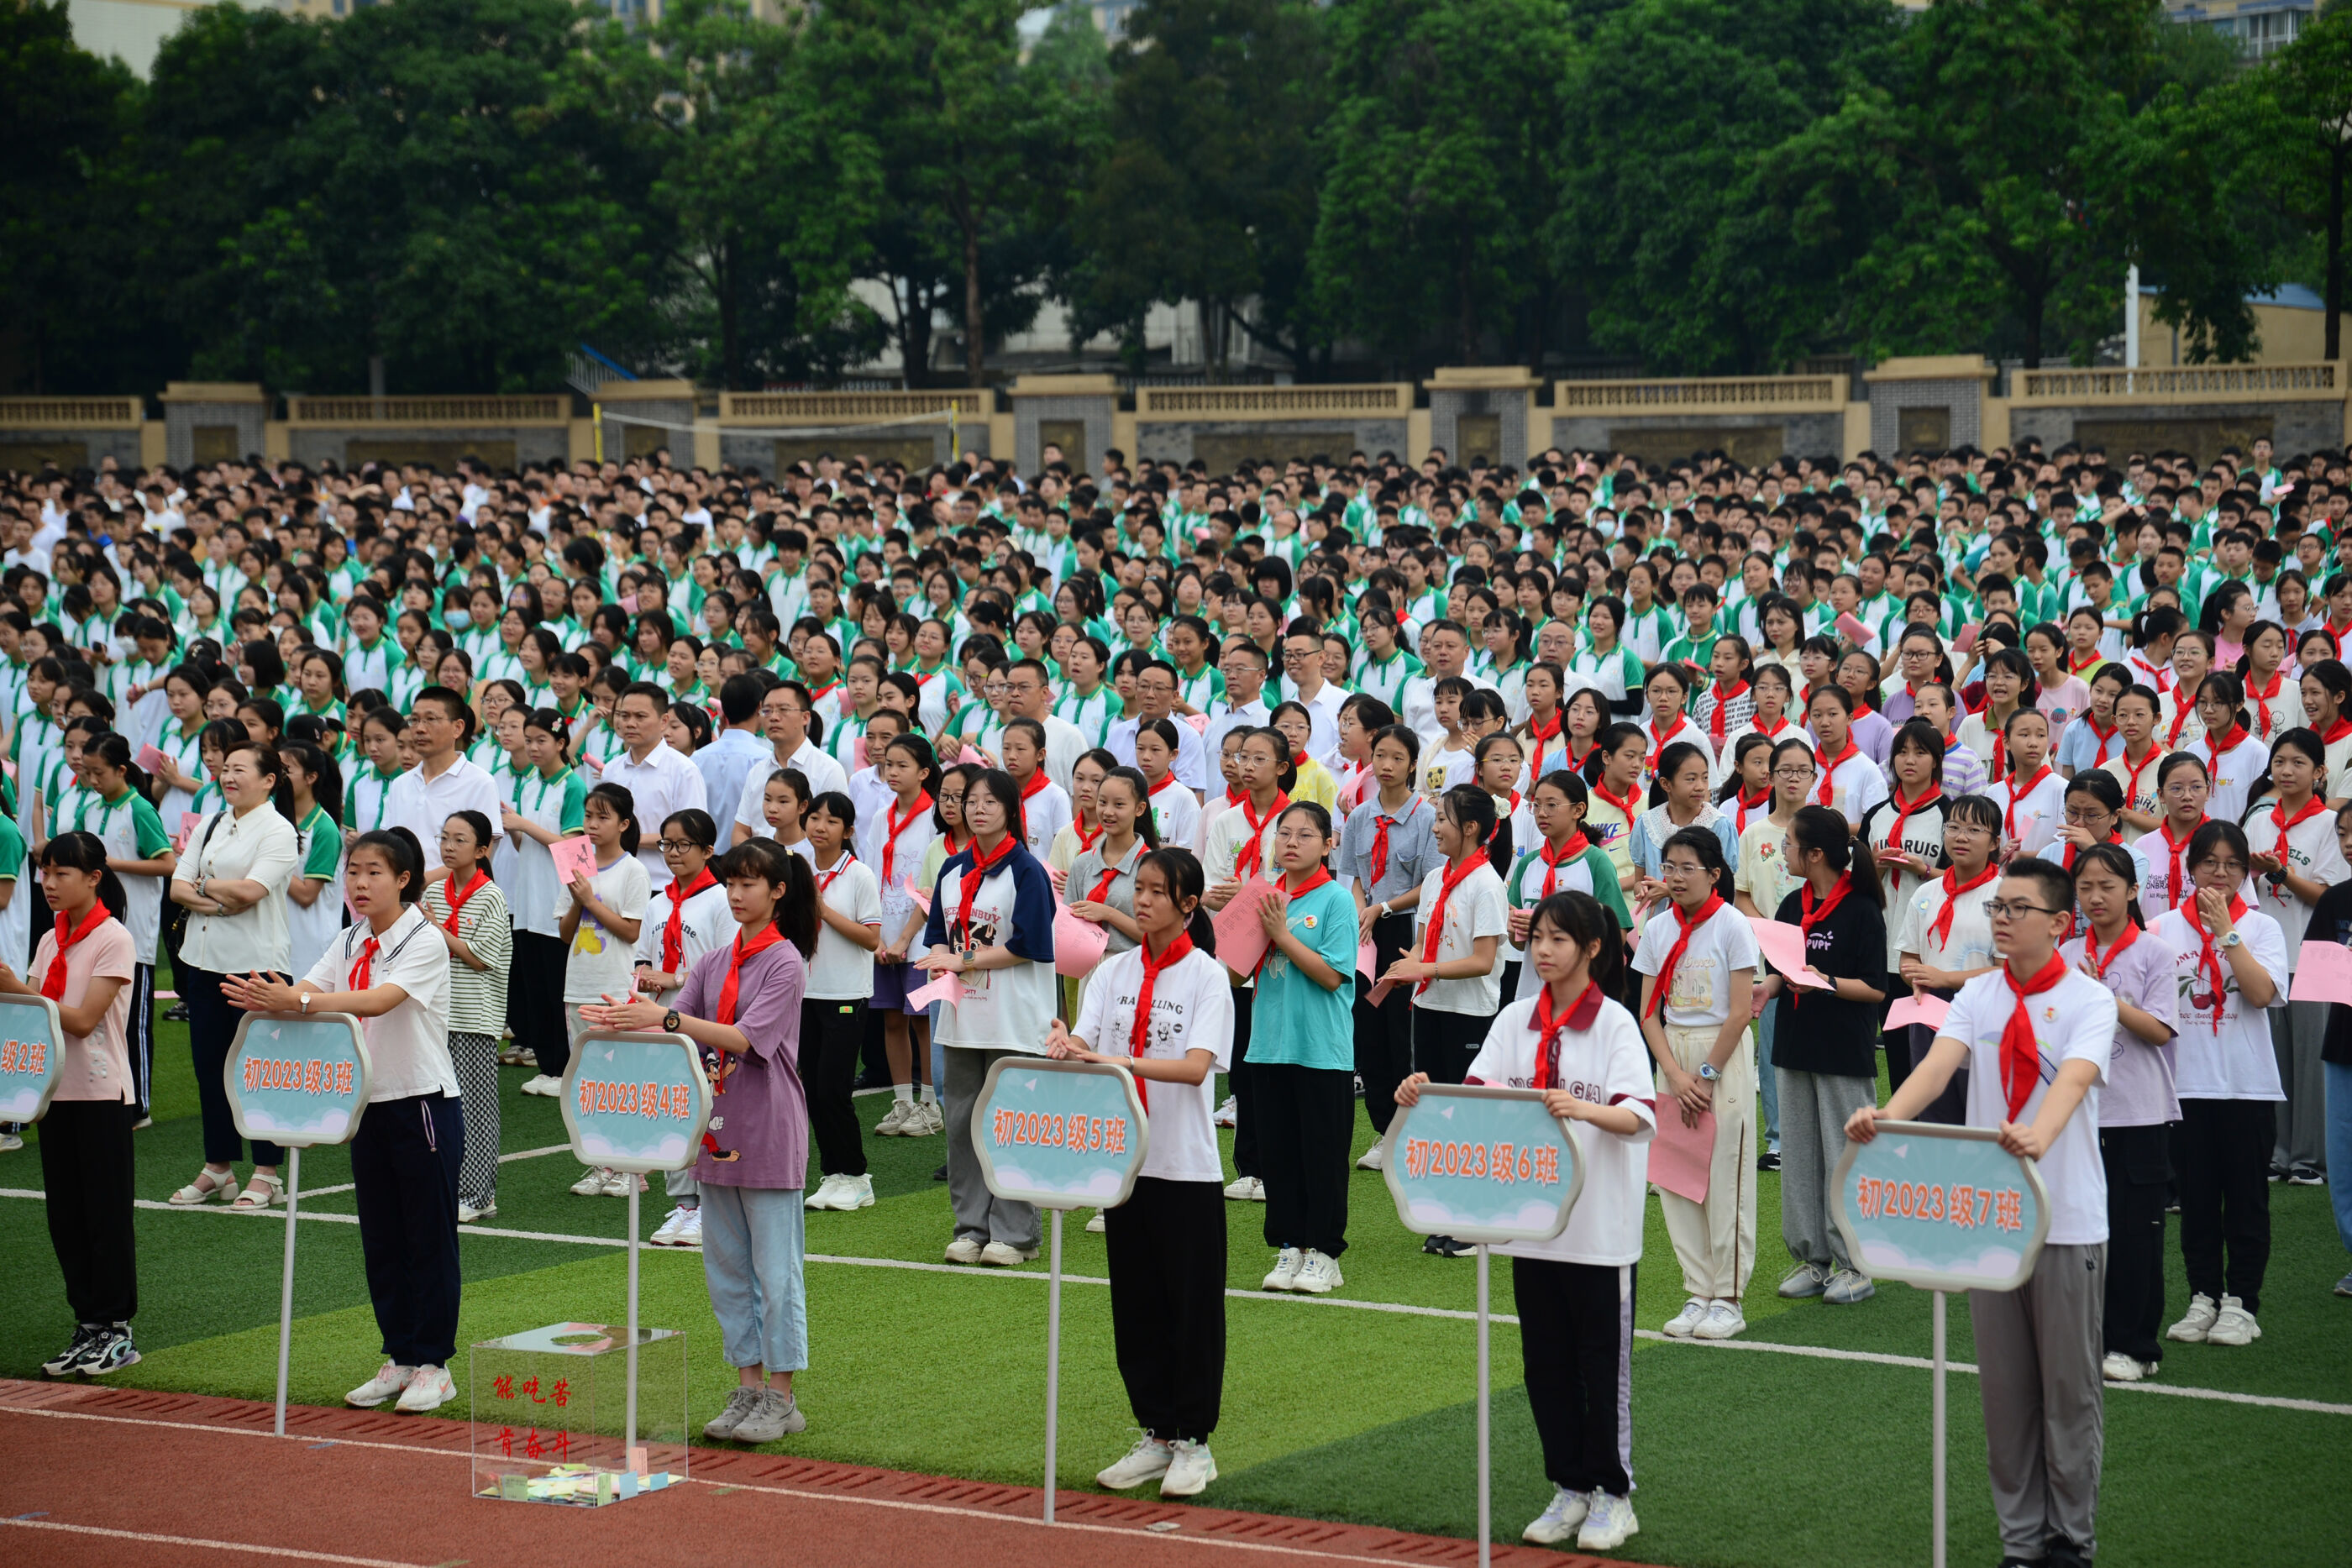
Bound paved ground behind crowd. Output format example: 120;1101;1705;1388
2;997;2348;1568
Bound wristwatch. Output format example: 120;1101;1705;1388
662;1009;683;1033
1697;1062;1721;1083
2220;931;2244;950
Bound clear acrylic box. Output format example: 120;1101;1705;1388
469;1322;688;1505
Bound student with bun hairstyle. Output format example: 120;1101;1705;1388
224;826;460;1415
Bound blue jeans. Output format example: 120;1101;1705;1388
2328;1062;2352;1256
698;1184;808;1373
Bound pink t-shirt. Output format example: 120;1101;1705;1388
31;917;135;1104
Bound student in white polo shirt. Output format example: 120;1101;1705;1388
1848;855;2115;1568
224;826;459;1417
801;792;883;1215
1399;890;1654;1555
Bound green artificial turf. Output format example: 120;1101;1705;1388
4;994;2349;1567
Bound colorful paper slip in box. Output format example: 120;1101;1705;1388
1378;1084;1583;1244
224;1014;371;1147
971;1057;1148;1210
560;1031;711;1176
0;994;65;1125
1831;1120;2050;1293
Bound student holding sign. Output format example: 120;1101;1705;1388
224;827;460;1415
1847;856;2118;1568
7;832;139;1377
1050;847;1234;1499
1397;891;1655;1555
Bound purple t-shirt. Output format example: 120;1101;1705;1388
680;935;810;1188
2061;928;2179;1128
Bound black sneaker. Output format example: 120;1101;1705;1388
2288;1162;2325;1187
1757;1149;1782;1172
931;1164;948;1183
78;1324;140;1377
2045;1534;2089;1568
2268;1162;2289;1183
164;1002;191;1022
1426;1235;1473;1258
42;1324;100;1377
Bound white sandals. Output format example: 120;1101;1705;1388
231;1172;285;1209
169;1168;240;1206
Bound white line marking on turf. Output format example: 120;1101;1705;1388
0;1515;427;1567
3;1190;2343;1417
0;1408;1473;1568
248;1143;580;1202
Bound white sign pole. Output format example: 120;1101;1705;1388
1932;1288;1948;1568
1044;1206;1064;1523
1476;1240;1492;1568
273;1145;302;1437
626;1183;641;1467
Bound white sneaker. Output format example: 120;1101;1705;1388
570;1167;612;1196
1222;1175;1256;1201
1262;1247;1304;1291
1355;1144;1385;1172
979;1240;1038;1266
915;1101;946;1135
944;1235;985;1265
2167;1292;2218;1343
673;1206;702;1246
1095;1434;1172;1489
2206;1293;2261;1345
803;1176;845;1212
832;1174;874;1210
1662;1298;1708;1339
2102;1350;2152;1382
1692;1300;1746;1340
652;1204;698;1244
346;1361;414;1408
520;1074;561;1097
1212;1095;1237;1127
1084;1210;1106;1233
396;1365;455;1413
0;1133;24;1151
875;1099;915;1136
1522;1484;1591;1544
1292;1249;1343;1295
600;1168;645;1197
1577;1491;1639;1552
456;1202;494;1225
1159;1438;1216;1497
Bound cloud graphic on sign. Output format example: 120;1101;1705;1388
1859;1237;2027;1277
995;1161;1125;1198
580;1130;690;1162
1406;1197;1564;1232
247;1107;352;1140
0;1089;41;1120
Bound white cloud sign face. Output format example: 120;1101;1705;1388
559;1032;711;1176
225;1015;371;1149
1832;1125;2050;1293
1381;1087;1582;1245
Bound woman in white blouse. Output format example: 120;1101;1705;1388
165;741;302;1211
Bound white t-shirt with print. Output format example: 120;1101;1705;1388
2241;799;2350;965
927;862;1058;1056
563;852;653;1004
1016;778;1073;859
1072;947;1234;1183
1815;747;1889;825
1938;965;2115;1245
2150;905;2290;1100
1895;874;1999;977
1411;860;1511;1016
807;854;884;999
1986;770;2067;858
631;878;734;1007
1632;901;1759;1028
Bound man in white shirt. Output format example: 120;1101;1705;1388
1107;660;1210;793
1205;641;1273;764
1409;621;1489;746
1001;658;1085;792
1273;621;1347;763
695;674;774;837
732;679;848;846
602;682;709;890
381;687;507;881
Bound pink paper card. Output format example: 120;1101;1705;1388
549;835;600;887
135;744;166;774
1053;905;1108;978
1883;993;1952;1031
1210;875;1279;978
1649;1105;1714;1204
1953;623;1982;655
1045;865;1068;897
1183;713;1209;734
958;744;985;767
1751;919;1834;989
1833;611;1871;647
907;883;934;914
851;737;867;771
1366;978;1397;1007
2290;941;2352;1004
907;972;966;1009
1357;938;1377;979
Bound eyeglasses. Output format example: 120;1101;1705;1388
1772;766;1816;780
654;838;702;853
2062;808;2114;826
2198;861;2248;879
1984;899;2066;920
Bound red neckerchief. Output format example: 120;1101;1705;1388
1223;784;1247;809
1086;848;1127;905
881;790;933;888
440;868;491;938
1815;739;1860;806
2081;714;2119;766
349;931;381;991
1999;952;2070;1120
2203;724;2249;774
1526;708;1562;779
1291;748;1310;769
1017;768;1051;837
2165;699;2197;750
816;855;853;895
40;901;108;1001
2158;814;2206;910
2324;715;2352;747
1415;852;1488;996
1593;776;1641;822
2266;795;2327;898
1127;930;1195;1109
1849;689;1876;718
1879;785;1941;889
1233;789;1289;880
716;922;786;1029
2117;742;2160;810
1644;894;1725;1017
2180;889;2250;1023
2245;669;2283;737
1147;770;1183;801
1646;715;1689;777
2068;649;2105;676
1734;787;1770;836
2082;922;2138;981
1793;873;1851;1006
1929;863;1998;947
1072;818;1104;856
806;680;839;707
1538;831;1590;899
1708;680;1749;745
1530;980;1605;1088
2003;765;2053;842
953;835;1017;937
1988;721;2008;783
1368;797;1416;887
661;867;718;970
2061;831;2119;871
1751;713;1793;741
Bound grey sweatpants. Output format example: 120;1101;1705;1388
1970;1242;2106;1560
2271;1000;2328;1169
943;1046;1041;1250
1777;1067;1876;1272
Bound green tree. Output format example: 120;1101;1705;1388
1074;0;1331;375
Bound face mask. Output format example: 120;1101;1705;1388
444;609;471;632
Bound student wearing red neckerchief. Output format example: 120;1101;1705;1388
1341;725;1441;1148
1042;750;1113;884
1861;722;1954;952
2062;843;2181;1383
1050;850;1236;1499
1892;795;2003;1117
1987;708;2066;860
2127;752;2212;921
2238;730;2348;1185
423;811;512;1226
2149;821;2289;1350
1847;857;2118;1566
1835;650;1896;771
1803;682;1888;833
1635;829;1761;1343
859;733;942;1135
1067;767;1157;1025
798;795;885;1216
1396;892;1655;1554
1635;663;1715;796
2297;657;2352;800
1581;722;1648;903
2191;672;2271;824
1711;663;1810;790
2100;684;2166;839
2055;665;2131;782
1003;719;1072;858
1508;772;1633;1007
1201;728;1298;1201
1733;736;1819;1171
1761;806;1888;1306
585;837;822;1445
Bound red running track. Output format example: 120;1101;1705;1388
0;1379;1660;1568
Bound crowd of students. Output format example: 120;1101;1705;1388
9;431;2352;1560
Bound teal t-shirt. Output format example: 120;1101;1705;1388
1247;878;1359;1071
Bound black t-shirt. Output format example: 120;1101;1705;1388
2308;879;2352;1067
1771;883;1890;1078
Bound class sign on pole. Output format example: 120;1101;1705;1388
0;994;66;1126
971;1056;1149;1524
